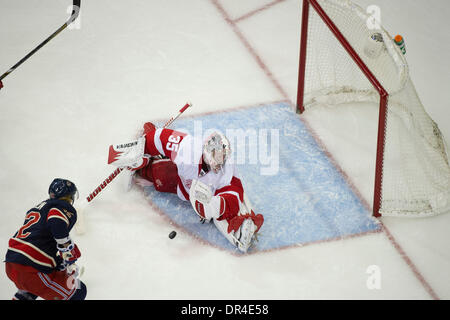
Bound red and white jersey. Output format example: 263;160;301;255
145;128;244;219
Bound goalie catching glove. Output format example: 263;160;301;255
189;179;225;222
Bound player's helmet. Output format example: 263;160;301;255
202;132;231;174
48;178;79;205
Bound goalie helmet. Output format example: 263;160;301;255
202;132;231;174
48;178;79;205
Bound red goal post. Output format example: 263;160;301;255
296;0;450;217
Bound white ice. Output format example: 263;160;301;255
0;0;449;300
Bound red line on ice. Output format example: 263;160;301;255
232;0;286;23
210;0;289;102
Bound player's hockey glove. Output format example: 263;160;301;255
56;238;81;270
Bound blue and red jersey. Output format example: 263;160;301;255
5;199;77;274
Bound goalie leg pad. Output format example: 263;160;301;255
236;218;257;253
213;218;242;249
213;216;259;253
143;122;156;135
138;163;154;183
137;158;178;194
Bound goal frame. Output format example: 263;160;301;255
296;0;387;217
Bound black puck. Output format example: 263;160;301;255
169;231;177;239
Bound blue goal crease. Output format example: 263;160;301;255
141;102;381;254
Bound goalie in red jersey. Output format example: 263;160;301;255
108;122;264;253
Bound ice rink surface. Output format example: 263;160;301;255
1;0;449;300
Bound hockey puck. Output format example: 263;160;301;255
168;231;177;239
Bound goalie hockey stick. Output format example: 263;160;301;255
74;102;192;234
161;102;191;128
0;0;81;89
85;102;191;204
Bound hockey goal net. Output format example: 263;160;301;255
297;0;450;217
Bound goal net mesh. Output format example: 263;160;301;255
301;0;450;216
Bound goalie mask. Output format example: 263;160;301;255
202;132;231;174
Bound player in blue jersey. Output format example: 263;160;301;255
4;178;87;300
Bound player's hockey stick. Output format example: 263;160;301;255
0;0;81;90
74;102;191;234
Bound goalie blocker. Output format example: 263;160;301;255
108;121;264;253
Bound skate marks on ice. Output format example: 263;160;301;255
140;102;381;254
